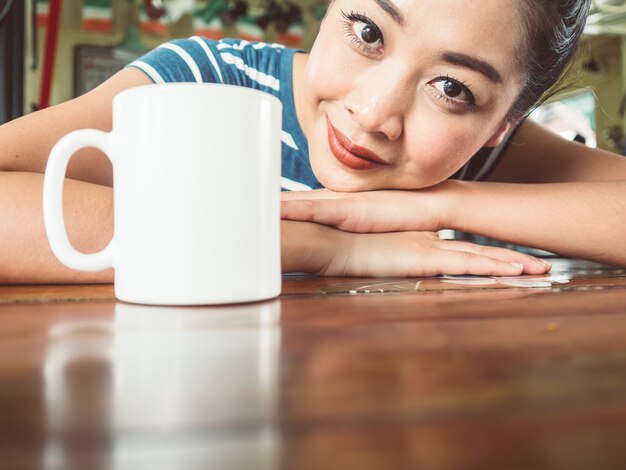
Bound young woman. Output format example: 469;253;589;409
1;0;623;284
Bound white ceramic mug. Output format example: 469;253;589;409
43;83;282;305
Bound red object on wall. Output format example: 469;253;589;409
144;0;166;20
38;0;62;109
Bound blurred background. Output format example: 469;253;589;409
0;0;326;122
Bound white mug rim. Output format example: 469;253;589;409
114;82;283;108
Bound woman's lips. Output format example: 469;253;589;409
327;119;388;171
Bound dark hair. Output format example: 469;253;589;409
509;0;592;122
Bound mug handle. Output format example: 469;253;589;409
43;129;115;272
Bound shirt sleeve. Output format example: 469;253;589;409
125;37;226;85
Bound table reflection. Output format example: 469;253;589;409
42;300;281;469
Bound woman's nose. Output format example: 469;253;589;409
343;69;411;141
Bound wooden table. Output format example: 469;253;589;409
1;259;626;469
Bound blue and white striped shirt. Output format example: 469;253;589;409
127;37;323;192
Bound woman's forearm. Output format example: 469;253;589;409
442;180;626;267
0;171;115;284
281;220;342;274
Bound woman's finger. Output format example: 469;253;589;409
420;249;526;277
281;199;376;232
436;240;550;274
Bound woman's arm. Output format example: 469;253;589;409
445;120;626;266
0;68;150;283
443;120;625;265
440;179;626;267
282;179;626;267
0;170;546;283
0;67;152;185
0;172;115;283
487;119;626;184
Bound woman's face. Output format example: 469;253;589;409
298;0;525;191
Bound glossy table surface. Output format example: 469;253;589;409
1;259;626;469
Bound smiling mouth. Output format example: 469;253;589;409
326;118;388;171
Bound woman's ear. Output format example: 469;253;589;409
485;121;514;147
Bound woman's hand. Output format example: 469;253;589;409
320;229;551;277
281;185;447;233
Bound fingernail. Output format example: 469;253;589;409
510;263;524;271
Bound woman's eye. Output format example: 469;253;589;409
353;21;383;46
433;79;469;100
429;77;477;112
341;10;384;55
441;80;463;98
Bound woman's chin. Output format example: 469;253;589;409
315;168;435;192
314;171;373;192
309;161;357;192
311;158;446;192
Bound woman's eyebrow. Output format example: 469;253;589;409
440;52;504;84
373;0;406;27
